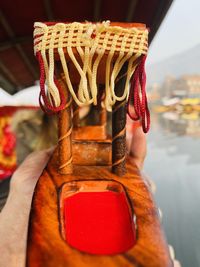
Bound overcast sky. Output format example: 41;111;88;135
147;0;200;64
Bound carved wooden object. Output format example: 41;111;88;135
26;152;172;267
27;22;171;267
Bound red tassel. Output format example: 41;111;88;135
127;55;150;133
36;52;66;114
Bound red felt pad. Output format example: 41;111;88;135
64;191;136;255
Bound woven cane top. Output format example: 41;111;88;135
34;21;148;55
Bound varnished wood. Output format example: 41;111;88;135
72;102;80;127
112;65;127;176
73;125;107;140
72;139;111;166
26;150;172;267
26;22;171;267
58;79;73;174
99;106;107;126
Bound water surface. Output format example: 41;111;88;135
145;112;200;267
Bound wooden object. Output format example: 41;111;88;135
73;125;106;140
112;65;127;176
100;107;107;126
72;101;80;127
58;86;73;174
26;150;172;267
27;22;171;267
72;139;111;166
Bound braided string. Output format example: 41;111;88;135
37;52;66;114
127;55;150;133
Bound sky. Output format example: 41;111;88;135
147;0;200;65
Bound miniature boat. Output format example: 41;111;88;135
26;21;172;267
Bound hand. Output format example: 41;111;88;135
126;115;147;170
0;148;53;267
10;148;54;197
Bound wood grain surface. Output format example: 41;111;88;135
26;149;172;267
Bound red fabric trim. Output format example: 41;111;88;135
64;191;136;255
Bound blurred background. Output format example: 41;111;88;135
0;0;199;266
145;1;200;267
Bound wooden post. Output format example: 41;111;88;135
72;101;80;127
58;78;73;174
112;65;127;176
99;106;107;127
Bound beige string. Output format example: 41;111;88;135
34;21;148;111
58;127;73;142
112;128;126;142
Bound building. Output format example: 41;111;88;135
161;75;200;98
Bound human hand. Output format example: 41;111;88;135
10;148;54;198
126;114;147;170
0;148;54;267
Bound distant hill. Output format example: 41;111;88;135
146;44;200;85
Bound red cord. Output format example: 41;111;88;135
127;55;150;133
37;52;66;114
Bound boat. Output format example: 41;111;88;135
25;21;172;267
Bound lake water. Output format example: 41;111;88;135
144;111;200;267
